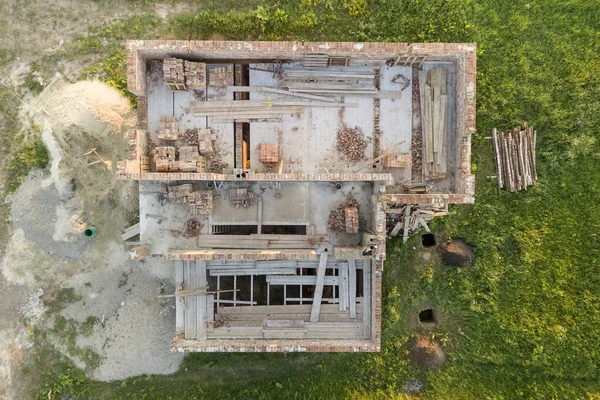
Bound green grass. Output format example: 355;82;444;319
13;0;600;398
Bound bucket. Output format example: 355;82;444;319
84;227;98;238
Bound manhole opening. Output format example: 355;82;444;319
421;233;437;247
419;309;436;323
84;229;94;237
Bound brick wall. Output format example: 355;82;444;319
165;249;318;261
171;337;378;353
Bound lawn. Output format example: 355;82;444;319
24;0;600;398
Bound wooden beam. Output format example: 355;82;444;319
310;252;329;323
348;260;357;319
227;86;335;102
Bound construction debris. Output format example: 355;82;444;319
386;204;449;243
163;58;186;91
181;128;199;146
492;122;537;192
186;219;203;238
419;67;448;180
157;117;179;141
337;126;367;163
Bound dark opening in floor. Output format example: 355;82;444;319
261;225;307;235
421;233;437;247
419;309;436;323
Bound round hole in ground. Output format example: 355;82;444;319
419;309;436;323
421;233;437;247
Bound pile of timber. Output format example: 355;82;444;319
492;122;537;192
163;58;186;91
283;69;377;94
387;204;450;243
198;235;327;250
419;67;448;180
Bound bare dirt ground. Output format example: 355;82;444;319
0;2;211;397
0;79;184;397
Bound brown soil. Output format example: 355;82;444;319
409;335;446;370
438;238;474;267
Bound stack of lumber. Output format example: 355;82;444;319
189;190;213;215
209;65;234;87
258;144;279;166
157;117;179;141
152;146;178;172
163;58;186;91
419;67;448;180
179;146;199;172
184;61;207;90
492;123;537;192
207;260;299;276
192;100;305;123
283;69;377;94
387;204;449;243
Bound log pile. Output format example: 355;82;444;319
492;123;537;192
163;58;186;91
184;61;207;90
337;126;367;163
157;117;179;141
419;67;448;180
386;204;449;243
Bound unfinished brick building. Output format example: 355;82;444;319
118;40;476;353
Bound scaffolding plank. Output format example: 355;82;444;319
309;252;329;322
175;261;184;334
348;260;357;319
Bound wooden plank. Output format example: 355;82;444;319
348;260;357;319
262;330;307;339
389;221;403;237
217;304;341;314
492;128;503;191
196;260;207;340
121;223;140;241
264;320;305;328
175;261;184;334
309;252;329;323
206;294;214;332
363;260;372;339
340;262;349;312
227;86;335;102
207;326;263;339
184;261;196;339
266;275;339;285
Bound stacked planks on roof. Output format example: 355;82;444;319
419;67;448;181
163;58;187;91
492;122;537;192
303;53;329;68
282;69;377;94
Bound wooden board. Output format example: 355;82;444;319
310;252;328;323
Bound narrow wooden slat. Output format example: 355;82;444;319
309;252;329;322
348;260;357;319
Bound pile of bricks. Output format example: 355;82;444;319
179;146;199;172
184;61;207;90
344;206;359;234
163;58;187;91
163;183;193;203
189;190;213;215
153;146;177;172
209;65;234;87
198;128;216;155
259;144;279;166
157;117;179;141
383;153;411;168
